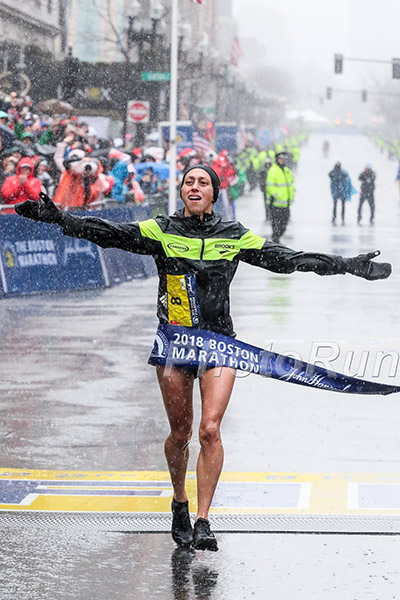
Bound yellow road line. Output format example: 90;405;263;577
1;469;400;515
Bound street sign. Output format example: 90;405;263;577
127;100;150;123
141;72;171;82
199;107;216;114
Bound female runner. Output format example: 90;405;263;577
15;165;391;551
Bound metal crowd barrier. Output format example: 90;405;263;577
0;192;172;215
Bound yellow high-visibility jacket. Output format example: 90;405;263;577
266;163;294;207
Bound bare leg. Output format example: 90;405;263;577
196;367;236;520
157;366;194;503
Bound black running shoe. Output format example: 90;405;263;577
191;518;218;552
171;499;193;547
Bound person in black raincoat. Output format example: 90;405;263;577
357;164;376;225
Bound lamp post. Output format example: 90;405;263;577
150;0;163;40
123;0;141;140
148;0;164;125
63;46;79;102
123;0;164;144
127;0;142;53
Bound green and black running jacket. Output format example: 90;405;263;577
61;208;348;336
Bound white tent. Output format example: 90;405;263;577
300;109;330;124
286;109;330;124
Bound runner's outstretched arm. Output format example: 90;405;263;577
15;192;157;255
238;229;391;281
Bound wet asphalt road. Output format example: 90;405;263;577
2;132;400;599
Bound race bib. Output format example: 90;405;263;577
167;274;201;327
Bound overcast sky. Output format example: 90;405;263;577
232;0;400;118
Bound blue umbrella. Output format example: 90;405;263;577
133;162;176;181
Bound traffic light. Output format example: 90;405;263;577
326;87;332;100
393;58;400;79
361;89;367;102
334;54;343;74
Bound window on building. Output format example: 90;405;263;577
0;43;21;72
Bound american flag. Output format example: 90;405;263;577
193;132;211;156
230;37;243;67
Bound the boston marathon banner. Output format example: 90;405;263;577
0;214;105;297
0;206;156;297
150;324;400;396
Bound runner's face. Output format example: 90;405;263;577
181;169;214;218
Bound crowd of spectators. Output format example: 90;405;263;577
0;90;253;220
0;91;180;214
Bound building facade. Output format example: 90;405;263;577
0;0;63;72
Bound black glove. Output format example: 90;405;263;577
15;192;64;224
344;250;391;280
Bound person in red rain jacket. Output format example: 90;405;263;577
1;157;42;214
210;151;236;187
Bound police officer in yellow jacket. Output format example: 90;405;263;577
266;151;294;243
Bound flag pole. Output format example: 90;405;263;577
168;0;178;215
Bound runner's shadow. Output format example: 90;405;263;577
171;546;219;599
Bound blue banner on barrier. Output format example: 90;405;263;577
160;122;194;154
0;215;106;296
0;204;157;297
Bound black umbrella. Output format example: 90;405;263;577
35;143;56;156
0;123;16;150
19;146;35;158
90;147;112;158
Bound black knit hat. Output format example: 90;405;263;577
180;164;220;203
